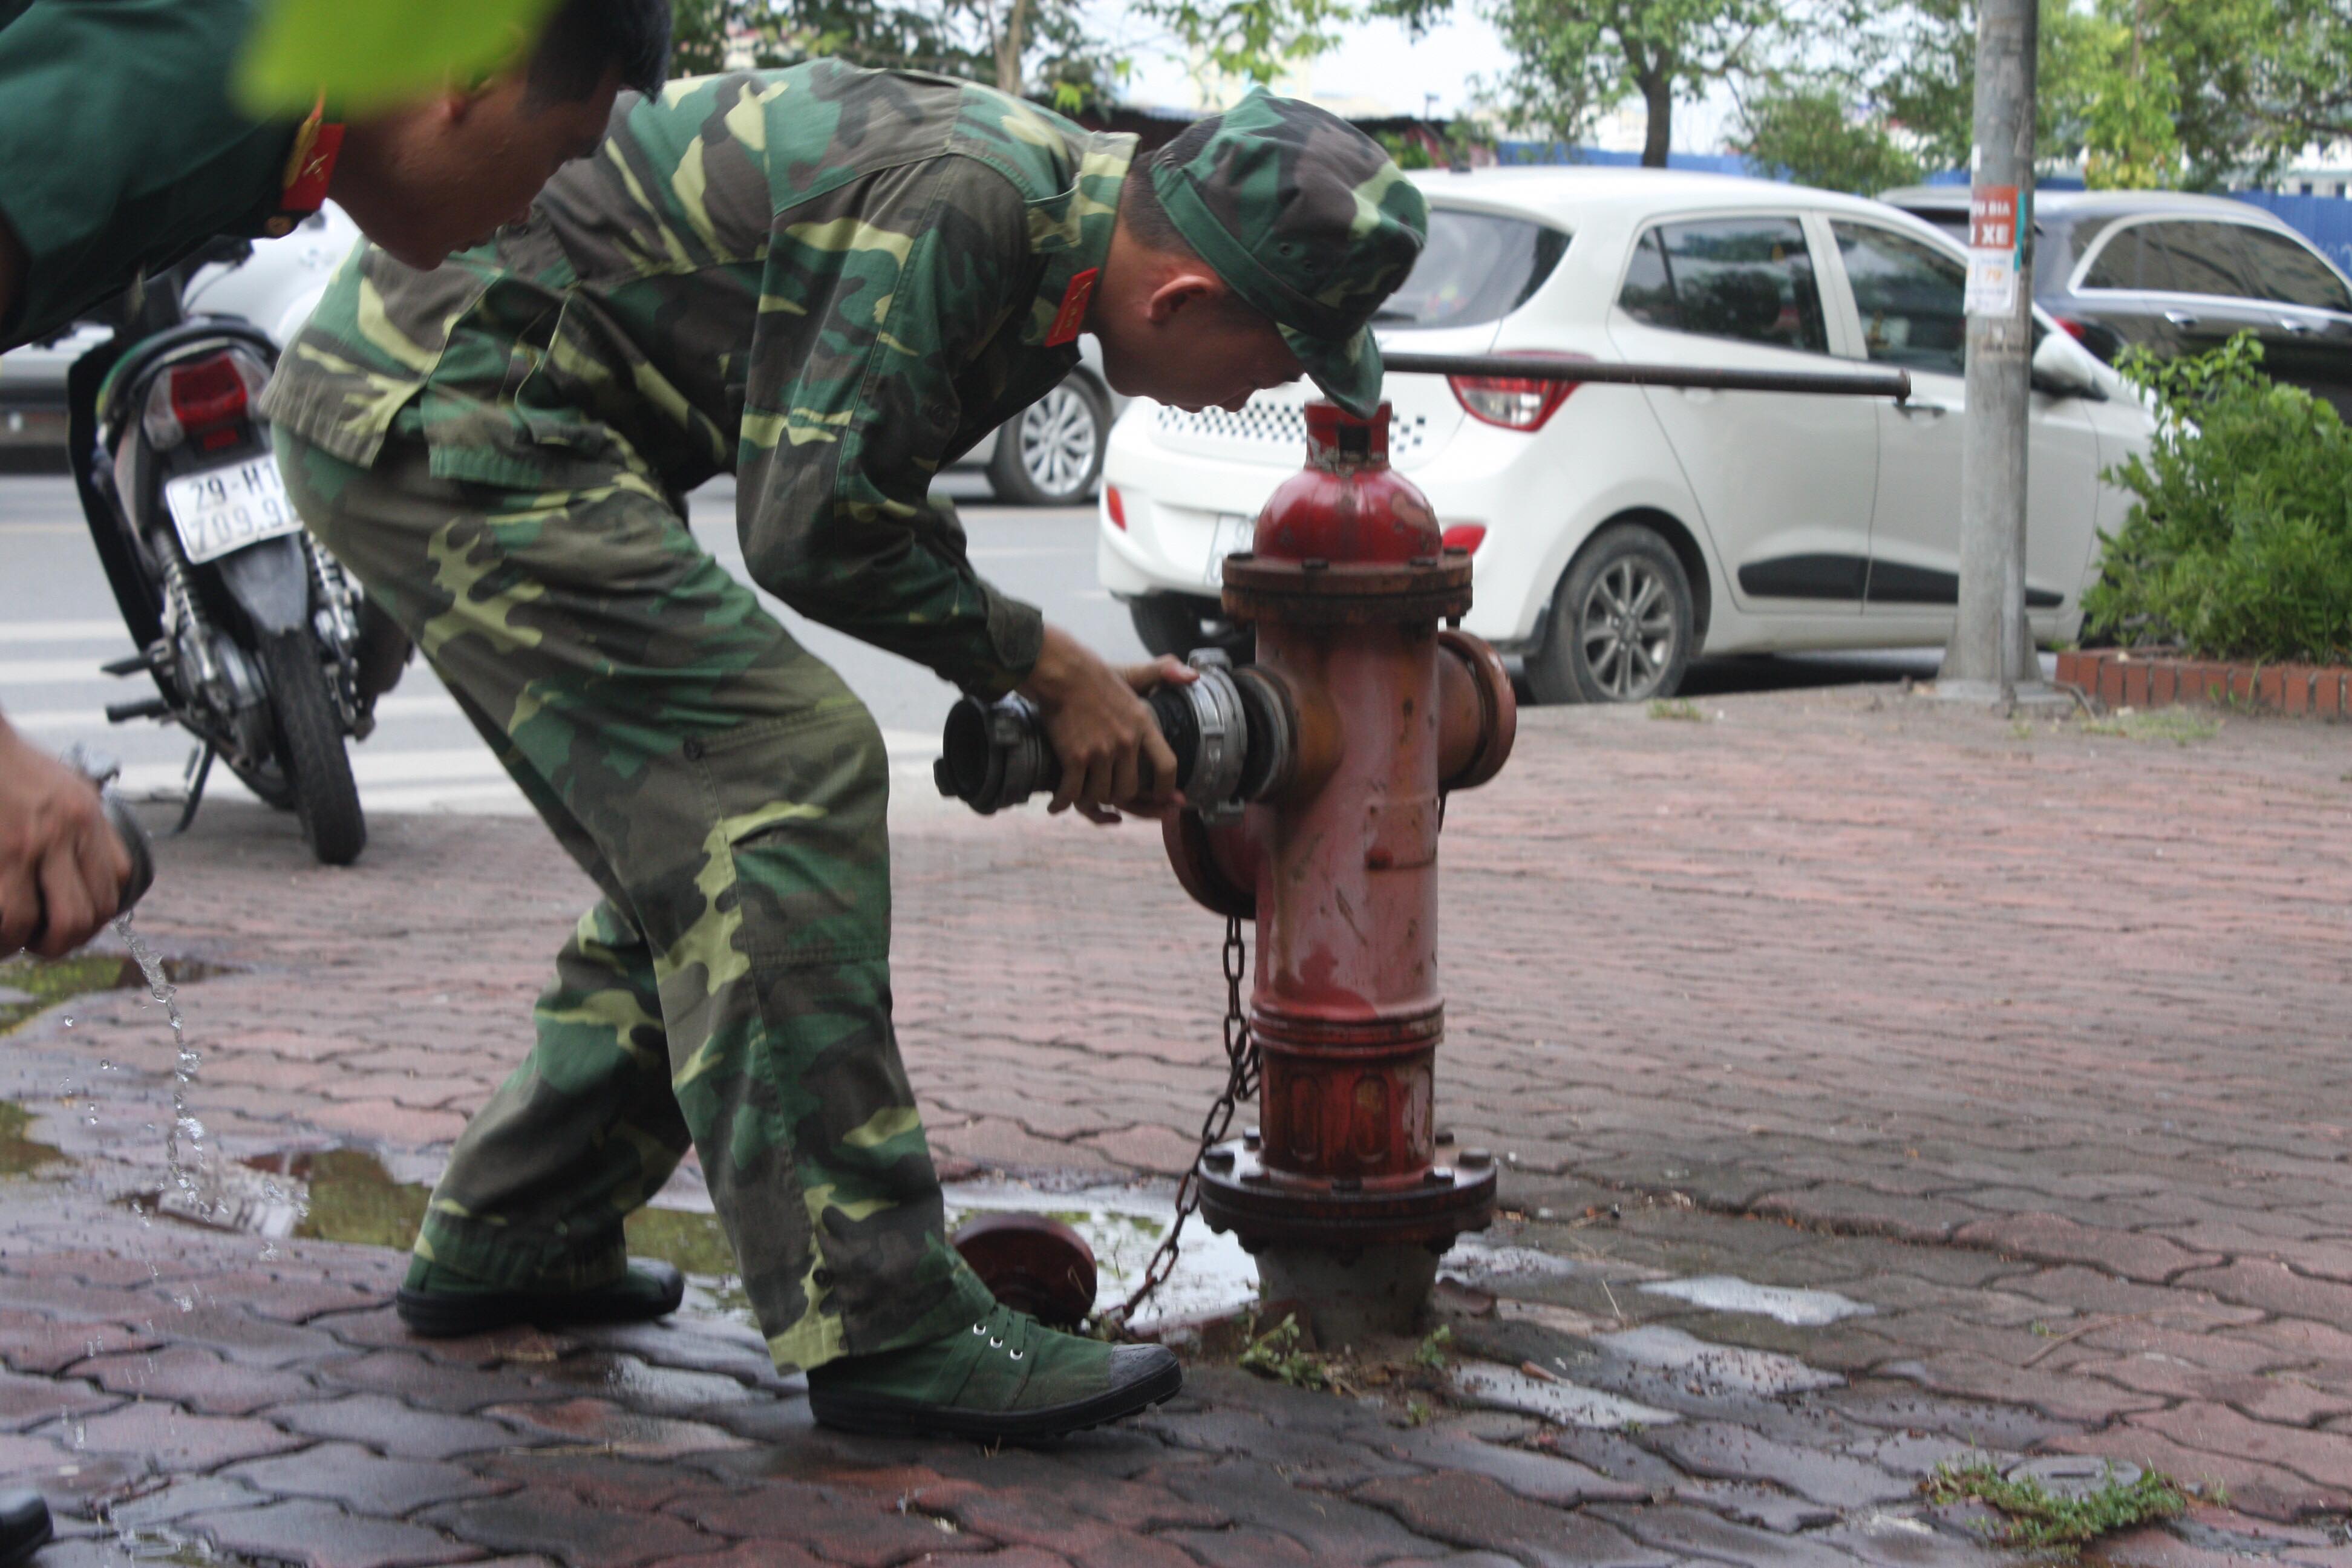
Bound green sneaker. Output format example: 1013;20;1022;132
394;1256;685;1338
807;1300;1181;1441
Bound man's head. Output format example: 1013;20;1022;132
330;0;672;270
1089;91;1425;417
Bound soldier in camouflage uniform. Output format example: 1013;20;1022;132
263;61;1425;1439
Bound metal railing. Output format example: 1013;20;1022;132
1382;351;1911;402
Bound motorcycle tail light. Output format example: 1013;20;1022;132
1447;351;1591;431
1106;485;1127;531
2055;316;2090;343
1441;523;1487;554
143;349;267;451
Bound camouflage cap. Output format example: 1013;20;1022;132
1148;87;1426;418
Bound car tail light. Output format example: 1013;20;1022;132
1105;485;1127;531
1448;351;1591;431
1442;524;1487;554
143;348;268;451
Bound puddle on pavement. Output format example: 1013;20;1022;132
145;1157;1260;1330
1639;1274;1873;1325
1452;1360;1678;1429
0;952;223;1038
88;1529;254;1567
1596;1324;1842;1396
0;1100;66;1175
942;1178;1258;1330
149;1151;757;1308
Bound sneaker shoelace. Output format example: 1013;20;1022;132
967;1303;1040;1368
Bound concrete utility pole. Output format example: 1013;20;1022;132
1940;0;2040;702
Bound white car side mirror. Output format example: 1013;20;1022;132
2031;332;2105;400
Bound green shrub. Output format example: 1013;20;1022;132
2083;333;2352;664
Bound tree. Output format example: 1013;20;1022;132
1483;0;1786;166
1734;83;1922;192
1853;0;2105;173
666;0;1117;110
1132;0;1363;87
1855;0;2337;191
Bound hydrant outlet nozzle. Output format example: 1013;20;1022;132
933;660;1300;819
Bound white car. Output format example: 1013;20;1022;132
0;205;358;460
1098;168;2154;702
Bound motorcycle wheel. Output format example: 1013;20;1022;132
257;632;365;866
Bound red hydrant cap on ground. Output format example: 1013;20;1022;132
1253;400;1441;565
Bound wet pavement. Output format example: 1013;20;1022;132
3;683;2350;1566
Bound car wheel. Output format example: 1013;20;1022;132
989;377;1108;505
1128;593;1255;664
1527;523;1694;705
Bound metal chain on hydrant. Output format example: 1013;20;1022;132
1102;914;1258;1334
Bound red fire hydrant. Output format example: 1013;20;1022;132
1166;399;1517;1341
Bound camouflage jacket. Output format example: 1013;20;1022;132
261;62;1138;696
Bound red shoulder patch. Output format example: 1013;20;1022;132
1045;268;1099;347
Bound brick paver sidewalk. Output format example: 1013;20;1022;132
4;685;2350;1566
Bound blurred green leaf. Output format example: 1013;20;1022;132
235;0;563;117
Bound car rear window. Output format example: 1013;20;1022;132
1372;207;1570;330
1618;217;1828;354
2082;220;2254;296
2232;227;2352;312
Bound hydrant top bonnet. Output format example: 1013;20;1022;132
1250;401;1440;568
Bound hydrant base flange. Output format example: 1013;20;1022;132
1193;1137;1497;1251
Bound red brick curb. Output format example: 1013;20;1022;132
2056;648;2351;718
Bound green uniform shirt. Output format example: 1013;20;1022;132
264;62;1131;697
0;0;300;345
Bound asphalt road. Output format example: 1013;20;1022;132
0;471;1145;825
0;469;1942;832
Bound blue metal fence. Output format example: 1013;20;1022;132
1494;142;1758;176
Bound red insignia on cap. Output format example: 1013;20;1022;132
1045;268;1098;347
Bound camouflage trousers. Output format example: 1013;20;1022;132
278;432;989;1371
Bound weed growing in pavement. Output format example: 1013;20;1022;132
1414;1325;1454;1370
2080;709;2220;745
0;1102;67;1176
1924;1458;2189;1553
1239;1313;1344;1391
1647;698;1704;722
0;952;141;1037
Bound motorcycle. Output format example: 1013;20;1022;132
65;246;376;865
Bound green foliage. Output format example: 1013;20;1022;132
1239;1313;1336;1388
1923;1458;2188;1552
0;952;132;1037
237;0;561;116
0;1102;67;1178
1847;0;2336;190
1485;0;1788;162
671;0;1117;111
1135;0;1358;85
1413;1325;1454;1368
1818;0;2107;175
1734;83;1921;193
2084;335;2352;665
1647;697;1705;720
2079;709;2220;743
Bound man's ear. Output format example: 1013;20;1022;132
1144;269;1229;325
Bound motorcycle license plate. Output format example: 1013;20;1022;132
1201;512;1253;586
163;458;301;565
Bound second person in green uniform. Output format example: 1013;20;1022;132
263;62;1425;1442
